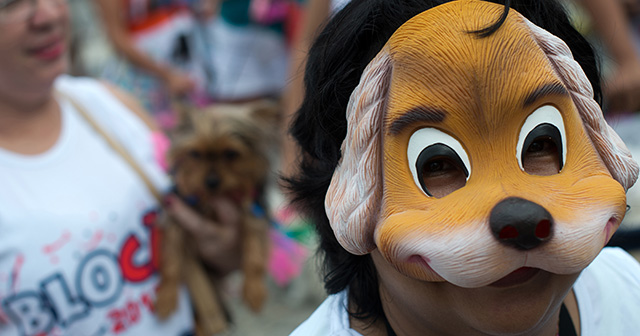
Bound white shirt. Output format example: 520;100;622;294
0;76;193;336
291;247;640;335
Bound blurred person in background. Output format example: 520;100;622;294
204;0;295;102
574;0;640;249
576;0;640;113
95;0;213;129
279;0;349;179
0;0;242;334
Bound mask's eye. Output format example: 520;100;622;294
516;105;566;176
408;128;471;198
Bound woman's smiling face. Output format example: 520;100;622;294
0;0;69;97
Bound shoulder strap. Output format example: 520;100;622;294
56;90;163;202
559;303;578;336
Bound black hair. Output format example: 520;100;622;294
286;0;602;326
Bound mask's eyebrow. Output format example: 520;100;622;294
523;82;569;108
388;106;447;135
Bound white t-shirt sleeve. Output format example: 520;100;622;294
574;247;640;336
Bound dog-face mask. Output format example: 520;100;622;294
325;0;639;288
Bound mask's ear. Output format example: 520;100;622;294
325;48;393;255
524;18;639;191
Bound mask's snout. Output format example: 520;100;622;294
489;197;553;250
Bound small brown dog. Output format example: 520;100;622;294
155;100;279;335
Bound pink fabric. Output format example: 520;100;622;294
268;228;307;287
151;131;171;172
250;0;290;25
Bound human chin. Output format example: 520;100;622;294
454;272;579;335
28;46;69;87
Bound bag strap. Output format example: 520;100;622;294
56;90;163;202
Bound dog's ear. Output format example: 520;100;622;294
525;18;640;191
324;48;393;255
248;99;282;127
168;99;198;139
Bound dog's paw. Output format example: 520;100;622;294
154;282;179;319
242;279;267;312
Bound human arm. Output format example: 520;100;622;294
194;0;221;20
94;0;195;97
577;0;640;112
279;0;331;178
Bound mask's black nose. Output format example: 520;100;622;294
489;197;553;250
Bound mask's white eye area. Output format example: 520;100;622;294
408;128;471;198
516;105;566;176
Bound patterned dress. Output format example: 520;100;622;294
101;0;211;129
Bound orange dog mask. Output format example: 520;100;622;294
325;1;639;288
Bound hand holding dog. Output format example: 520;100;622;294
165;195;243;277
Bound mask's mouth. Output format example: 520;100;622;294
488;267;540;288
407;255;436;274
381;202;622;288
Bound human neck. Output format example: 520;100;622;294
382;305;561;336
0;88;61;155
350;288;566;336
351;308;562;336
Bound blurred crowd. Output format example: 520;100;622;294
65;0;640;180
70;0;300;129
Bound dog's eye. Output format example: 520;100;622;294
517;105;566;176
189;150;202;159
224;149;240;161
408;128;471;198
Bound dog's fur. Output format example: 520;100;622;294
155;100;279;335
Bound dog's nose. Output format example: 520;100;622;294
205;173;221;190
489;197;553;250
